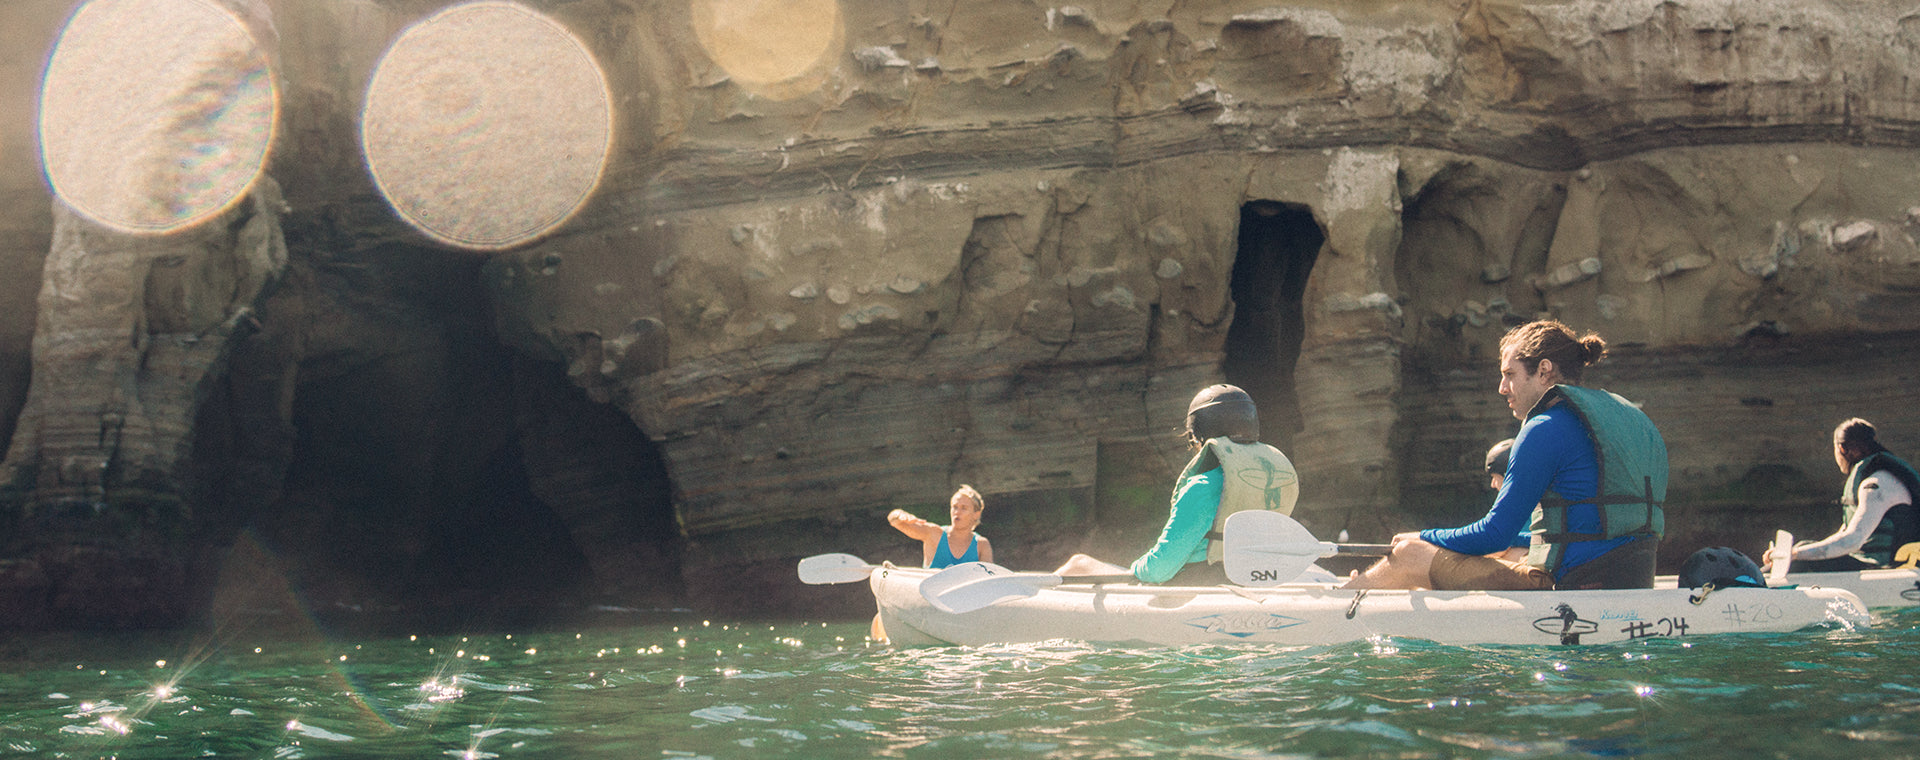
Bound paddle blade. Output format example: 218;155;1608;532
919;562;1053;614
1767;530;1793;586
917;561;1008;600
1223;510;1325;587
927;576;1046;614
797;553;876;585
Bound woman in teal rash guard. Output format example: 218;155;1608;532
1053;384;1300;585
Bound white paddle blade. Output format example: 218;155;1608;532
926;576;1049;614
918;562;1054;614
1223;510;1326;587
797;553;876;585
916;561;1010;600
1767;530;1793;586
1240;541;1340;557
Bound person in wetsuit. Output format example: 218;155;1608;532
1786;418;1920;571
1344;320;1667;591
1483;438;1530;563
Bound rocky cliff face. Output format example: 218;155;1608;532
2;0;1917;627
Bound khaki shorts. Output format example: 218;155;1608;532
1429;549;1552;591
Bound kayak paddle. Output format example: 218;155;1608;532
1222;510;1389;587
918;512;1390;613
797;553;884;584
1766;530;1793;586
919;562;1137;614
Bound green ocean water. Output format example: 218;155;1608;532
2;610;1917;759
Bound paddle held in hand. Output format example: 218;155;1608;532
1767;530;1793;586
797;553;883;585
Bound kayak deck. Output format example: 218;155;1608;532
1653;567;1920;609
872;564;1871;647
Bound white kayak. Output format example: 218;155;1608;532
1654;567;1920;610
869;563;1871;647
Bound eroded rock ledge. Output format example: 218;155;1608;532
0;0;1917;626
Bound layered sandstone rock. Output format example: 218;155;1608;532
1;0;1917;625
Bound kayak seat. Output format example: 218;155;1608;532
1555;537;1659;590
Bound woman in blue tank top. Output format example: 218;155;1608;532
887;485;994;568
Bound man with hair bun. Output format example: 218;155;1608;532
1346;320;1669;590
1784;418;1920;570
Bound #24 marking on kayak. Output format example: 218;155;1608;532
1621;617;1689;640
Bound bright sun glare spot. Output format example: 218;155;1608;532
361;1;612;250
38;0;277;235
689;0;844;99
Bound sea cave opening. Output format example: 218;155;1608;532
1222;200;1323;452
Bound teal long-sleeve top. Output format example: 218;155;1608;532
1129;467;1224;583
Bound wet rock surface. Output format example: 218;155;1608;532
1;1;1917;626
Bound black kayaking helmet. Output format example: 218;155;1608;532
1186;384;1259;444
1484;438;1515;475
1677;547;1767;589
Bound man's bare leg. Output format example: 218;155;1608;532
1341;536;1440;589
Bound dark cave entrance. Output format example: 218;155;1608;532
1222;201;1322;452
205;244;685;630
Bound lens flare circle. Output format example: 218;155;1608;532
37;0;277;234
690;0;844;99
362;1;613;251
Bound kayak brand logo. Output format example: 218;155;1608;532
1185;612;1306;638
1532;603;1599;645
1901;581;1920;602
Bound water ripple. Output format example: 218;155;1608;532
2;622;1919;757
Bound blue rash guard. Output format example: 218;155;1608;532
928;530;980;569
1422;405;1641;581
1129;468;1223;583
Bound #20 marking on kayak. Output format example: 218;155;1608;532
1720;603;1784;625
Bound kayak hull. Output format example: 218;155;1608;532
1654;568;1920;609
871;564;1871;647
